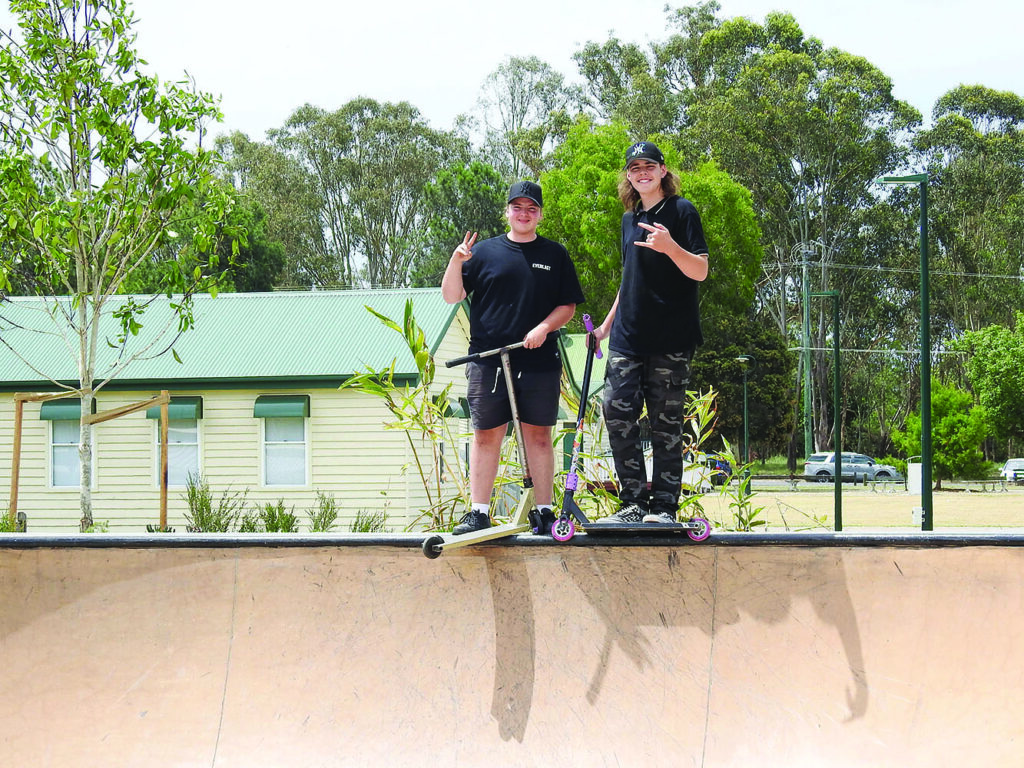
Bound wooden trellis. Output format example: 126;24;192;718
8;390;171;531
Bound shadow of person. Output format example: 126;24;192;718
486;552;535;742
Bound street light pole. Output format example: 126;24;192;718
736;355;754;464
879;173;932;531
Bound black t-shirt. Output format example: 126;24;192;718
462;234;585;371
609;195;708;356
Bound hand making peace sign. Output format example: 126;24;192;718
452;231;478;263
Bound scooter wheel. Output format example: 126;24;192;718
422;534;445;559
550;516;576;542
686;517;711;542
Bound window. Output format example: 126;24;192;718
146;397;202;487
50;419;80;487
254;395;309;486
40;398;94;488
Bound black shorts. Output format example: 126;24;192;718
466;362;561;430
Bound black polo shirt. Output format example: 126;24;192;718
610;195;708;356
462;234;585;371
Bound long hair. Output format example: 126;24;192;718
617;169;680;210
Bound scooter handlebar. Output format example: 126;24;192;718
582;314;603;359
445;341;528;368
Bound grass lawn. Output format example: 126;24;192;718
693;484;1024;531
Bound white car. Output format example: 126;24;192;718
803;452;904;482
1000;459;1024;482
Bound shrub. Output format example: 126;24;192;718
307;491;339;532
184;474;247;532
261;500;300;533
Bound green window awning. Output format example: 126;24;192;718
145;396;203;420
433;395;468;419
39;398;93;420
253;394;309;418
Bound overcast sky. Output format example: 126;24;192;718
2;0;1021;141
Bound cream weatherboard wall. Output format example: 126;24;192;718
0;297;473;534
0;387;468;533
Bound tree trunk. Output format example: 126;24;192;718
79;389;94;532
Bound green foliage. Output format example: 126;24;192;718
349;509;389;533
84;520;110;533
0;0;237;528
183;474;248;532
307;491;340;533
477;55;577;179
540;118;763;325
266;98;468;288
410;161;507;287
693;313;796;462
0;509;17;533
956;315;1024;447
893;378;990;486
339;301;470;530
259;500;300;533
716;438;767;531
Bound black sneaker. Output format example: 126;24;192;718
604;503;645;524
453;510;492;535
531;508;557;535
643;510;678;524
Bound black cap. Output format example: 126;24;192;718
624;141;665;168
507;180;543;207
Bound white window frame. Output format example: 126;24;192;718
49;418;85;489
261;415;309;487
154;417;201;488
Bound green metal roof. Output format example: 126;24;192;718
559;332;607;399
0;289;464;390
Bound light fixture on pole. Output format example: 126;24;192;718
878;173;932;532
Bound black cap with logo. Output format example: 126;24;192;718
507;180;543;207
624;141;665;168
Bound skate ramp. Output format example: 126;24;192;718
2;535;1023;767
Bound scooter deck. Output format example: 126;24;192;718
584;518;711;541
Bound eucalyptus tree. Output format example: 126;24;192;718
915;85;1024;334
216;131;326;288
409;161;507;288
0;0;236;529
476;56;577;180
268;99;468;288
684;13;919;450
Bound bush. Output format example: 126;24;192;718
184;474;247;532
260;500;300;533
307;491;339;532
350;509;388;533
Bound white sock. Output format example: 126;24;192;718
472;503;489;515
538;505;552;513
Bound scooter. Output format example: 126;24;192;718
545;314;601;542
422;341;535;559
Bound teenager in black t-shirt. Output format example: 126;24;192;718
593;142;710;525
442;181;585;535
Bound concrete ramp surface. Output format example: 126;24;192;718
2;536;1022;767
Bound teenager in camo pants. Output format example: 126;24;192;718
593;141;710;525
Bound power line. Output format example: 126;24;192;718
779;261;1024;281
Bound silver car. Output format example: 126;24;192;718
803;452;904;483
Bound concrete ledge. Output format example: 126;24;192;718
4;529;1024;549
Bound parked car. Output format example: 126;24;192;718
803;452;904;483
1000;459;1024;483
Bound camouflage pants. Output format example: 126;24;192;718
602;351;692;514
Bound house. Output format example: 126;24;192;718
0;289;471;533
